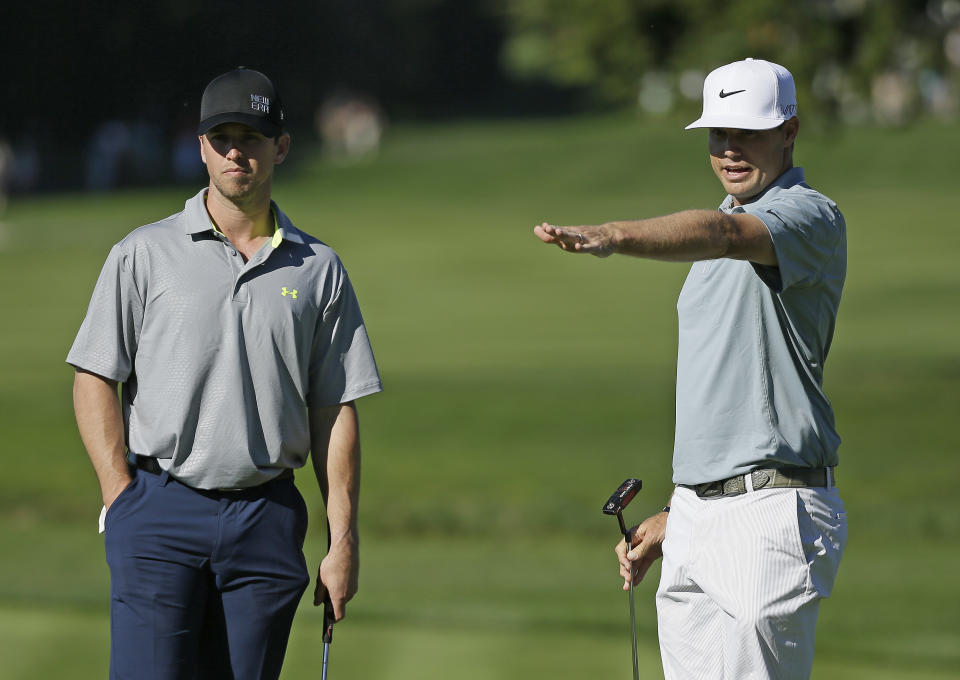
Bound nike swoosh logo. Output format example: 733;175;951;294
719;89;746;98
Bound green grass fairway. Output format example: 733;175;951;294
1;114;957;678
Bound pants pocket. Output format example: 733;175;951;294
793;488;847;598
103;473;142;531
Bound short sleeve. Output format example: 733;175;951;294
746;196;845;293
66;244;144;381
307;270;382;407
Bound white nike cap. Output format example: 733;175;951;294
685;58;797;130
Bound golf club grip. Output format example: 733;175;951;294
321;517;335;643
322;600;335;643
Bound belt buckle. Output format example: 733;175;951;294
696;481;724;498
722;475;747;496
752;470;772;490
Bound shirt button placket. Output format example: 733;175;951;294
222;239;246;302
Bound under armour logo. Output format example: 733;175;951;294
281;287;298;299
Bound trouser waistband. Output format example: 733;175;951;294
132;455;293;492
679;466;836;499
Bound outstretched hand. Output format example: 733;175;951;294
615;511;668;590
533;222;615;257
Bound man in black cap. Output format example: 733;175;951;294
68;68;383;679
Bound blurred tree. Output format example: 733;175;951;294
496;0;960;125
0;0;518;190
497;0;684;103
2;0;957;191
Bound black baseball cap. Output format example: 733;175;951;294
198;68;285;138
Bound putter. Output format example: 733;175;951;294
602;478;642;680
321;599;334;680
321;518;335;680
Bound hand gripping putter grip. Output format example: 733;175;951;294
602;478;642;680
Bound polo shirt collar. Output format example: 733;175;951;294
720;166;806;211
182;188;307;246
273;204;307;245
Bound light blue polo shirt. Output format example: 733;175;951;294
68;190;382;489
673;167;846;485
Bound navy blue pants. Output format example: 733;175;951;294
103;468;310;680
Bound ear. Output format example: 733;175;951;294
274;133;291;165
199;135;208;165
782;117;799;147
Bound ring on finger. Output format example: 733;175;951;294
576;232;584;244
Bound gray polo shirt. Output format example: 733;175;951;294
673;167;845;485
68;190;382;489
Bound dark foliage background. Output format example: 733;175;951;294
2;0;957;190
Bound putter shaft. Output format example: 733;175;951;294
626;536;639;680
603;480;642;680
621;521;639;680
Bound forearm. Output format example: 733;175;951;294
310;402;361;545
535;209;776;265
309;402;362;616
606;210;736;261
73;369;130;506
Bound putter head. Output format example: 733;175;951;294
602;478;642;515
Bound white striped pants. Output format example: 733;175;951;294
656;485;847;679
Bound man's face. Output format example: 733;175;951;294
200;123;290;204
708;119;798;205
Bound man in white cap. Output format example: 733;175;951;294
534;58;847;678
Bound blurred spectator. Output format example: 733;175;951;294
872;72;915;126
85;117;169;190
85;120;132;190
172;124;205;184
0;138;11;214
918;69;958;118
315;92;386;162
129;117;166;185
946;26;960;68
638;71;673;114
10;135;40;193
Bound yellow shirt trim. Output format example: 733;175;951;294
208;209;281;247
